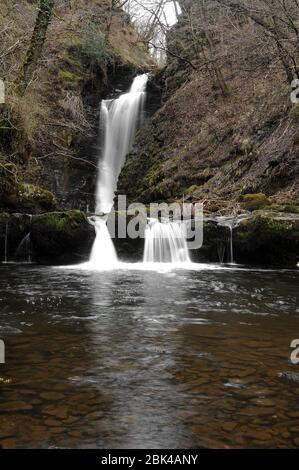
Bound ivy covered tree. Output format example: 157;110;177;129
17;0;55;95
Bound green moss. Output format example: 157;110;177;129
0;163;18;197
77;29;114;66
267;203;299;214
234;215;299;266
0;166;55;212
58;70;81;89
118;131;166;203
284;205;299;214
186;185;199;195
240;193;270;211
18;183;54;209
33;210;85;232
290;104;299;121
31;210;94;261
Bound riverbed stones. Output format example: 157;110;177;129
240;406;276;416
0;418;15;439
221;422;238;432
279;371;299;383
40;392;64;401
43;405;68;419
0;438;16;449
44;419;63;427
0;401;32;412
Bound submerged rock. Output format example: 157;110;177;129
278;372;299;384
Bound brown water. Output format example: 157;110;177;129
0;264;299;448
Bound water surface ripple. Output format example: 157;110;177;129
0;265;299;448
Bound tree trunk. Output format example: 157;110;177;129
17;0;55;95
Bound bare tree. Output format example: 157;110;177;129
216;0;299;82
125;0;180;63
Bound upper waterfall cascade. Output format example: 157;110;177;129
89;74;148;266
95;74;148;215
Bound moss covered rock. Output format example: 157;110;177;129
240;193;270;212
30;210;95;263
0;162;55;213
17;183;55;212
0;163;18;201
191;220;230;263
234;214;299;266
0;213;32;262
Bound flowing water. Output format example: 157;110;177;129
0;264;299;449
15;233;32;263
1;74;298;449
88;74;148;268
3;222;8;264
88;218;117;269
95;74;148;215
144;220;190;263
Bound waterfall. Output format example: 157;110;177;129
15;233;32;263
227;225;234;264
217;217;235;264
88;74;148;267
143;220;190;263
95;74;148;215
3;221;8;263
15;215;33;263
89;217;117;268
217;242;226;264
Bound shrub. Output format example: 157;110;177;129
77;29;114;66
240;193;270;211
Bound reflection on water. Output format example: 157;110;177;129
0;265;299;448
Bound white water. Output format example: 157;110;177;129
81;74;192;270
87;74;148;267
89;217;118;268
144;220;190;263
216;216;247;264
3;221;8;263
95;74;148;215
15;232;32;263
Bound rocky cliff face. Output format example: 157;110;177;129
118;0;299;213
0;0;153;214
1;1;299;267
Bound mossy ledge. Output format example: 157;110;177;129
1;211;298;267
234;214;299;266
30;211;95;263
0;211;95;264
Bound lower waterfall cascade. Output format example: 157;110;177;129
143;220;190;263
89;217;118;268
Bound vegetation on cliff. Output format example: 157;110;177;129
118;0;299;210
0;0;153;212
